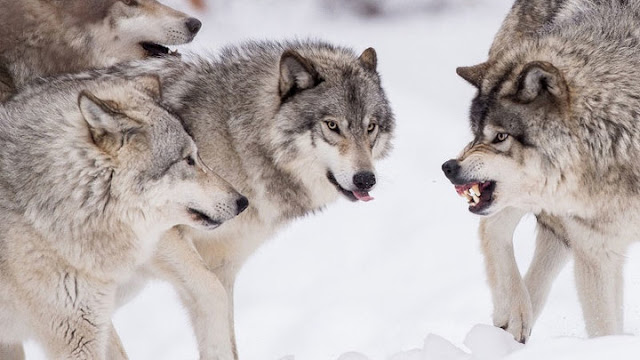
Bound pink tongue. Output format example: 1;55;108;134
353;191;374;202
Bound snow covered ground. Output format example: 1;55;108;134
24;0;640;359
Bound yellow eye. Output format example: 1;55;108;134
367;123;377;133
326;121;338;131
495;133;509;143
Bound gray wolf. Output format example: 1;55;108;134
0;0;202;102
443;0;640;341
0;74;246;359
102;40;395;359
446;0;572;344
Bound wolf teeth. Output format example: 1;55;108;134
458;184;482;206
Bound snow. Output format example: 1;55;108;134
23;0;640;359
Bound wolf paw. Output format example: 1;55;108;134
491;283;533;344
493;299;533;344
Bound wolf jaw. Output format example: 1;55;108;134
188;207;222;229
140;42;180;58
327;171;374;202
454;180;496;214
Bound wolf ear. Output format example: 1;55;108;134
359;47;377;72
279;50;321;101
78;91;132;154
515;61;568;104
456;62;490;88
132;75;162;101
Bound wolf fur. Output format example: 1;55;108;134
444;0;640;340
0;74;246;359
452;0;573;343
92;40;396;359
0;0;202;102
459;0;625;343
489;0;567;58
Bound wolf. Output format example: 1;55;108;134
0;0;202;102
456;0;624;343
95;40;395;359
0;73;247;359
444;0;640;341
444;0;573;344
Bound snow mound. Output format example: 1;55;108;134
336;325;640;360
336;325;522;360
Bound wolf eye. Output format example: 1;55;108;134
325;121;339;133
185;155;196;166
367;123;377;133
122;0;138;6
494;133;509;143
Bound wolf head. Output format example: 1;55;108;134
89;0;202;62
77;76;247;231
272;46;395;204
442;52;581;216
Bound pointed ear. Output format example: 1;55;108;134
456;62;490;88
515;61;568;103
359;47;377;72
78;91;127;154
279;50;321;101
132;74;162;101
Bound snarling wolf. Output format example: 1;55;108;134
444;0;640;342
442;0;572;344
0;0;202;102
96;40;395;359
0;74;246;359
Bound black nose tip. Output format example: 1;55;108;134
236;195;249;215
186;18;202;35
442;159;460;179
353;171;376;191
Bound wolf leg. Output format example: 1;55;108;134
106;323;129;360
524;216;570;323
0;343;25;360
479;207;532;343
29;278;114;360
573;243;624;336
152;229;236;360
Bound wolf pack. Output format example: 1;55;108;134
0;0;639;358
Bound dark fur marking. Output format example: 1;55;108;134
470;65;515;136
536;214;571;248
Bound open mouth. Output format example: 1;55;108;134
140;42;180;58
454;181;496;214
327;172;374;202
188;207;221;229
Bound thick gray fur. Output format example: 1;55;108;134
92;39;396;359
449;0;640;342
0;73;243;359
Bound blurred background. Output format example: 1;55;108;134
25;0;640;359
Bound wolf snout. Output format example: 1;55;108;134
441;159;461;181
185;18;202;35
353;171;376;191
236;195;249;215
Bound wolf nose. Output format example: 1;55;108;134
441;159;460;180
236;196;249;215
353;171;376;191
186;18;202;35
